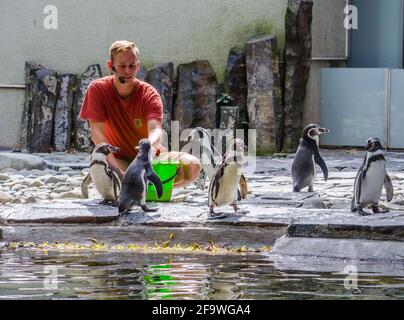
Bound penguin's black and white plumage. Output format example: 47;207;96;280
187;127;248;198
187;127;222;190
81;143;122;205
351;137;394;216
118;139;163;214
292;124;329;192
208;139;245;219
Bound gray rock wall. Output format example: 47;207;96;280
246;36;283;154
283;0;313;152
73;65;102;152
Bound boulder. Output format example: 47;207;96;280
173;60;218;131
0;153;47;171
53;74;77;152
282;0;314;152
145;63;174;134
246;36;283;154
73;65;102;152
224;48;248;125
21;62;58;153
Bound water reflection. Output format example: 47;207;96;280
0;249;404;300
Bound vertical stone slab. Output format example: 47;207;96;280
73;64;102;152
283;0;313;152
224;48;248;125
53;74;77;152
22;62;58;153
145;63;174;134
173;60;218;132
21;62;41;152
246;35;283;154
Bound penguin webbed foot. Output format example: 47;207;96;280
207;207;228;220
372;205;389;214
308;185;314;192
100;199;118;206
357;206;372;216
141;204;159;212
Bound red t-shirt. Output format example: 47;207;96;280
79;76;163;160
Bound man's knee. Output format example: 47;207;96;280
179;154;201;182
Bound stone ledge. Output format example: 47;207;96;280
288;212;404;241
0;225;286;249
270;236;404;262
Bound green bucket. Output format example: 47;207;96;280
146;160;180;202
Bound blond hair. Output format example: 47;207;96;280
109;40;140;62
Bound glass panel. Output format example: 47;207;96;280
390;69;404;148
320;68;385;147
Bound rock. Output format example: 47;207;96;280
246;35;283;154
173;60;218;131
10;184;25;192
53;186;73;194
11;197;22;204
282;0;314;152
30;179;45;188
73;64;102;152
224;47;248;125
58;166;73;172
53;74;77;152
145;63;174;135
56;190;83;199
25;196;37;204
20;62;58;153
0;191;13;204
0;168;17;174
219;106;239;130
0;174;10;181
0;153;47;171
44;175;68;184
301;197;327;209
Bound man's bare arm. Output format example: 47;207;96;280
147;119;166;156
89;121;126;175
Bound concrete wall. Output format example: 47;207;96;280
303;0;347;126
0;0;287;148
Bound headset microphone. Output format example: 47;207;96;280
112;66;126;84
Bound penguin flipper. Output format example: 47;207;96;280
314;151;328;181
81;173;92;199
384;172;394;202
354;164;365;208
111;170;121;201
237;188;242;201
239;174;248;199
145;166;163;199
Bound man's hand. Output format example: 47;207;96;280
151;144;167;158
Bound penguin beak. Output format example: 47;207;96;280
135;146;140;151
317;127;330;135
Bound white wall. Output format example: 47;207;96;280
0;0;288;148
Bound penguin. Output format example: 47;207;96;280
187;127;222;189
187;127;248;198
81;143;122;205
118;139;163;214
351;137;394;216
208;138;246;219
292;124;330;192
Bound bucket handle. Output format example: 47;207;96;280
159;166;181;185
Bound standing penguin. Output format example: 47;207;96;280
187;127;222;189
208;139;245;218
118;139;163;214
292;124;330;192
351;137;394;216
81;143;122;205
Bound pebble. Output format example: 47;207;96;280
10;184;25;192
0;174;10;181
25;196;36;204
53;186;73;194
44;175;69;184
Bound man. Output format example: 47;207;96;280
79;40;201;188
